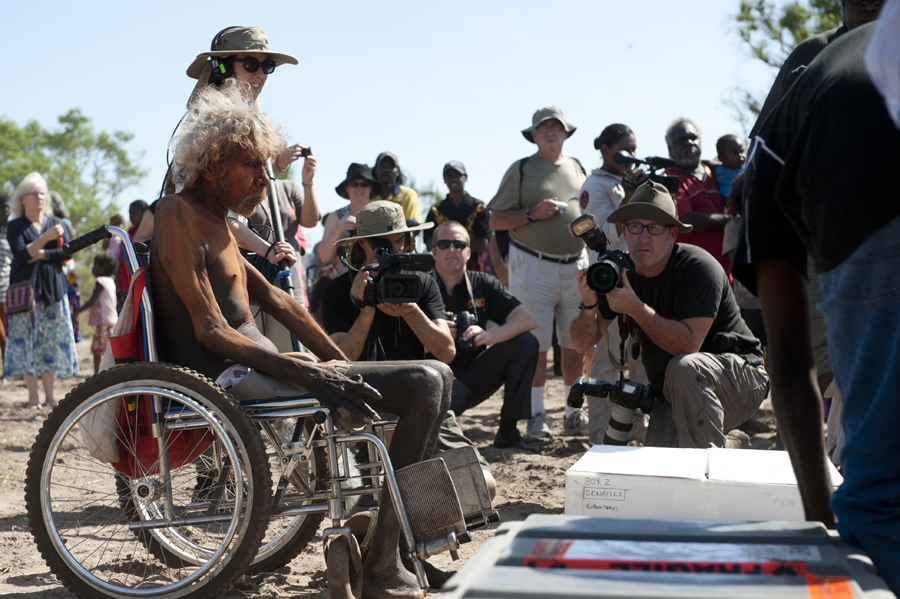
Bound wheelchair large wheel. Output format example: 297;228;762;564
25;363;271;599
246;415;329;574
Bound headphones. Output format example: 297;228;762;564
209;26;243;85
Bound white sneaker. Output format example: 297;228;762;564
563;409;589;436
525;412;552;441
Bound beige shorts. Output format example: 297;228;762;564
508;245;588;352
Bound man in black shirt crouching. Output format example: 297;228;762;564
321;201;498;499
570;181;768;449
432;221;539;450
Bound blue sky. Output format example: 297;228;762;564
4;1;778;247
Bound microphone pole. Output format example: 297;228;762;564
265;160;301;352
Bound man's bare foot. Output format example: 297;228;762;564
25;399;41;410
362;560;424;599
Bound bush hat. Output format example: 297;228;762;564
335;201;433;247
187;27;298;79
607;181;693;233
522;106;577;143
335;163;382;200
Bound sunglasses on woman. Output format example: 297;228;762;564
435;239;469;250
236;56;277;74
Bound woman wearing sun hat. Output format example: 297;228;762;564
137;26;307;242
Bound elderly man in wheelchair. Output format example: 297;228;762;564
25;83;492;599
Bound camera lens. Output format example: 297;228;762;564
587;261;621;294
388;280;409;297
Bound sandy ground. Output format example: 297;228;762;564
0;339;779;598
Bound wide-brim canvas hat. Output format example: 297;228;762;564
187;26;298;79
607;181;693;233
522;106;577;143
335;163;383;199
335;201;433;247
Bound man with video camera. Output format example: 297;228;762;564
321;201;455;364
321;201;498;502
570;181;768;448
432;221;539;450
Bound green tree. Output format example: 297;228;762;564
1;110;147;304
736;0;842;68
728;0;842;134
1;109;146;233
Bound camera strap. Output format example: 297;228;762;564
595;314;630;373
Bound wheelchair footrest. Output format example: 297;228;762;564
434;446;500;531
395;457;466;560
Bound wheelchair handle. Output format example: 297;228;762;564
63;225;111;256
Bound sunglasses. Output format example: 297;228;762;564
347;181;373;189
435;239;469;250
236;56;276;74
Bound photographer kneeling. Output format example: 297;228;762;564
432;221;539;450
570;181;768;448
321;201;497;498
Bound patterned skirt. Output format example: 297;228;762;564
4;297;80;378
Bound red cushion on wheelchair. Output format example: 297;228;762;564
112;394;215;478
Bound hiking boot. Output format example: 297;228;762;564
493;427;536;451
563;409;589;436
524;412;552;441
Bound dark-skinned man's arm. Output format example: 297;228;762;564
156;201;378;422
755;258;835;527
679;210;731;233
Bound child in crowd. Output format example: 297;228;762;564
715;134;746;198
75;254;119;374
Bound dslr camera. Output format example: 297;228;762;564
451;310;479;355
567;376;657;445
568;213;634;294
359;239;435;307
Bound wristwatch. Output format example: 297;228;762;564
523;206;535;222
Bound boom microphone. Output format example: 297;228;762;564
613;151;678;170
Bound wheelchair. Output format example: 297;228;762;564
25;225;498;599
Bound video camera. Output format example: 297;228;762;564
568;214;634;294
358;239;435;306
567;376;656;445
612;152;680;195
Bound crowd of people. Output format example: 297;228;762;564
4;0;899;594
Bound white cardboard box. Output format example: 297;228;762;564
565;446;843;521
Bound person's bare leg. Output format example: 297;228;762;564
93;354;102;375
343;360;450;599
24;374;40;408
42;373;56;406
561;347;585;386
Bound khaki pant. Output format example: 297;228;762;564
644;353;768;449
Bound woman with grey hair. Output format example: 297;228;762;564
5;172;79;408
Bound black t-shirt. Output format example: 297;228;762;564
436;270;521;369
321;270;447;361
597;244;762;393
748;26;846;141
423;194;491;244
733;24;900;292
